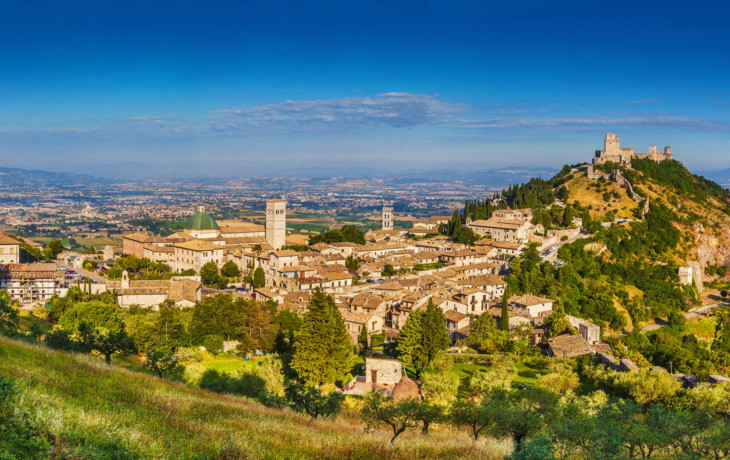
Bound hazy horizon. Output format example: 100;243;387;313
2;1;730;174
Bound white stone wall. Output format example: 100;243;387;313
365;358;402;385
0;244;20;264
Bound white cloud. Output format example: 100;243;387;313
209;93;465;132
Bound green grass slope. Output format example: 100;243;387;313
0;337;504;459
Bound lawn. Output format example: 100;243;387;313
0;337;505;459
202;354;262;373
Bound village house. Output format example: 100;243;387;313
565;315;601;344
451;288;493;315
0;234;21;264
509;294;554;321
444;310;471;342
364;356;402;386
342;310;384;343
489;306;532;331
547;334;594;358
107;270;201;308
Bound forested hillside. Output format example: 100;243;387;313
502;159;730;376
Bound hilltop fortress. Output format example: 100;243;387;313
592;133;672;166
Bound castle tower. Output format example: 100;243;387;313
266;199;286;250
604;133;619;153
382;206;394;231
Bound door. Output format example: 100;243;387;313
371;370;377;384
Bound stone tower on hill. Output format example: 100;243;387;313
266;199;286;250
382;206;394;231
592;133;672;166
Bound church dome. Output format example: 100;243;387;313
187;206;218;231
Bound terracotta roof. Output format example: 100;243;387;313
457;274;505;287
122;231;154;242
0;234;20;245
174;240;222;251
219;224;265;234
444;310;468;322
377;281;404;291
341;310;375;324
2;262;58;273
510;294;553;307
548;334;594;358
144;245;174;253
168;278;200;303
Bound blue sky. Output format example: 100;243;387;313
1;0;729;176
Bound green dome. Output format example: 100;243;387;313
187;211;218;231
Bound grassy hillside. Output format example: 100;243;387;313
563;172;637;219
0;337;504;459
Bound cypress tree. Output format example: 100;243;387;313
291;288;353;386
396;309;424;369
501;287;511;331
359;324;369;354
253;267;266;288
421;300;450;365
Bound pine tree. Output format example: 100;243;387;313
501;287;511;331
291;288;353;386
421;300;450;365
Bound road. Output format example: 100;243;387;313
57;263;107;284
641;302;726;332
540;231;591;263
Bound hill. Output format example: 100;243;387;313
0;337;501;459
557;159;730;272
498;159;730;336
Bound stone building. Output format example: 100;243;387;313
467;218;533;243
108;270;201;308
365;357;403;386
592;133;672;166
171;240;224;273
0;263;61;304
566;315;601;344
0;234;20;264
509;294;554;320
382;206;394;231
266;199;287;250
547;334;594;358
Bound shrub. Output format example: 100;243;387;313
0;376;51;459
284;382;345;420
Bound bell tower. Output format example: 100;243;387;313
266;199;287;250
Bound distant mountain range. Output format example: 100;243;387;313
0;167;109;187
1;163;727;190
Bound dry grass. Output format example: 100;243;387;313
0;337;508;459
566;175;637;219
